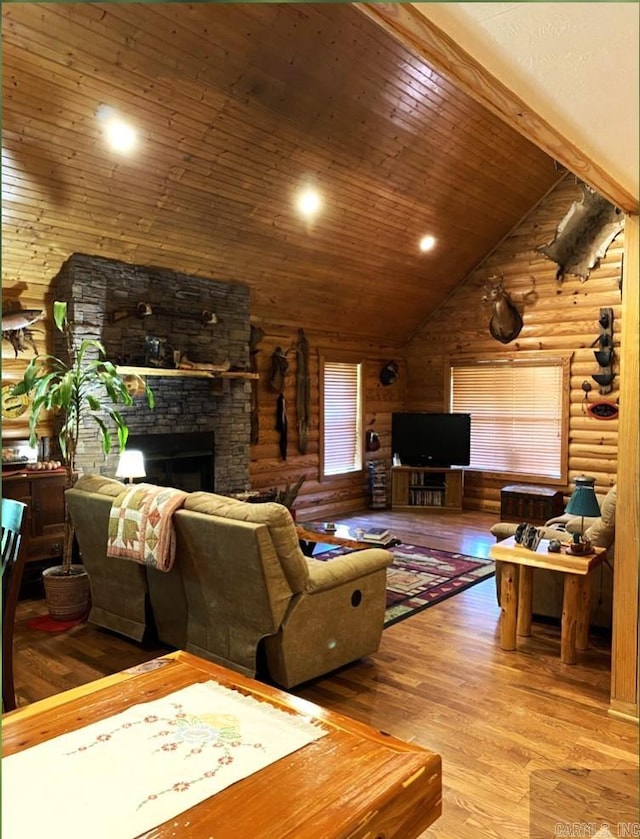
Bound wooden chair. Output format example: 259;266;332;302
2;497;27;711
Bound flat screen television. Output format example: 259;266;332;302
391;412;471;468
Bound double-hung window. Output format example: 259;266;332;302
321;359;362;477
449;354;570;481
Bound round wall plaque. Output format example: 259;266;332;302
1;383;29;419
587;401;619;421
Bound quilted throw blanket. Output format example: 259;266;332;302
107;483;188;572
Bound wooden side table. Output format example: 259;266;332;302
489;536;605;664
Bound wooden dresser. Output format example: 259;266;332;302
2;469;67;563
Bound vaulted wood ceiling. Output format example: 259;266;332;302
2;3;562;343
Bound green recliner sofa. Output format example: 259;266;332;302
66;475;394;688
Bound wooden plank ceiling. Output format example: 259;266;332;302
2;3;561;343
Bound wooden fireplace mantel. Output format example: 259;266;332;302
116;366;259;381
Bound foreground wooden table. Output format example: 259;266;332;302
2;650;441;839
490;536;605;664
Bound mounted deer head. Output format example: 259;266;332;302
482;276;524;344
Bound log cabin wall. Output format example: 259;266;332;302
405;179;624;512
249;323;406;521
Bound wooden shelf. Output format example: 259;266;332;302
391;466;464;511
116;366;258;380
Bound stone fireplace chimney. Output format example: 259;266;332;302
52;253;252;494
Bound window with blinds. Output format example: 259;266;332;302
322;360;362;477
450;358;568;480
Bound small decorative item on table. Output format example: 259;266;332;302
514;522;542;551
564;475;601;555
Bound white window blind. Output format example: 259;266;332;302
323;361;362;477
450;360;565;478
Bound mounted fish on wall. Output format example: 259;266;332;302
2;302;44;356
537;184;624;282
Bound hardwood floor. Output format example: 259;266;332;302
9;509;639;838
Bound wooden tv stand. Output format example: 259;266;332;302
391;466;464;511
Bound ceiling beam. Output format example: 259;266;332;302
356;3;638;214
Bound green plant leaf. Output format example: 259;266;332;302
104;408;130;451
53;301;67;332
93;416;111;454
11;303;153;492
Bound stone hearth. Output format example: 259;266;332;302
53;253;251;494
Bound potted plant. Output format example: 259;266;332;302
12;301;154;620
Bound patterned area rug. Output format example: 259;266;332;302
314;543;495;628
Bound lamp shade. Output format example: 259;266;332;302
565;476;601;518
115;449;146;481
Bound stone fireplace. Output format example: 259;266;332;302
53;253;252;494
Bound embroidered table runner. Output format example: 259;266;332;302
2;681;327;839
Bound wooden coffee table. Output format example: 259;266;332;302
2;650;441;838
296;522;397;556
489;536;606;664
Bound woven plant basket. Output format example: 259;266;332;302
42;565;91;622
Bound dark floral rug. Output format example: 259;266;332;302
314;543;495;628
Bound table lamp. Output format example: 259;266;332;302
564;475;601;552
115;449;146;484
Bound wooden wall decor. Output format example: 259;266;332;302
295;329;310;455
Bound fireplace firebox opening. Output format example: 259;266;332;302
128;431;215;493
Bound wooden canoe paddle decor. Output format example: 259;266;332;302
538;184;624;282
295;328;310;454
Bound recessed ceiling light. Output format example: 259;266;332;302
105;118;136;153
97;105;137;154
296;186;322;219
419;235;436;252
